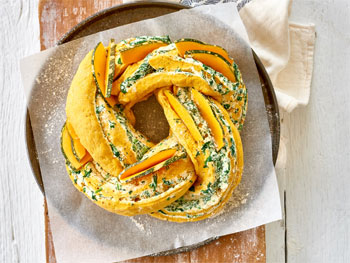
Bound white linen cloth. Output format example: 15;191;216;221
238;0;315;169
239;0;315;113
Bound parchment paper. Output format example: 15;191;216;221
21;3;281;262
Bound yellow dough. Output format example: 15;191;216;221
62;36;247;221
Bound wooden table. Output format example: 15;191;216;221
39;0;265;262
2;0;350;262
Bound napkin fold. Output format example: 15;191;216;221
239;0;315;112
180;0;316;112
237;0;316;170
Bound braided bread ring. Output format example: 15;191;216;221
61;36;246;221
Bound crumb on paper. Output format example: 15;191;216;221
129;217;152;236
130;217;145;231
210;188;250;219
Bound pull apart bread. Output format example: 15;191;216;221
61;36;247;222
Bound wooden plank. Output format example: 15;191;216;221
39;0;123;50
0;1;46;263
38;0;266;262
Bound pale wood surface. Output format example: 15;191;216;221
0;0;45;263
284;1;350;262
38;0;266;261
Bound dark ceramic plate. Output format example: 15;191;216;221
25;1;280;256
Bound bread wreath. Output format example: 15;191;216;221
61;36;247;222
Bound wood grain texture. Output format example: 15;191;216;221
0;0;45;263
39;0;122;50
285;1;350;262
38;0;266;262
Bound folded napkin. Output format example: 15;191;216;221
239;0;315;112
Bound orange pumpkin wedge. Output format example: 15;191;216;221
71;138;86;162
61;124;92;170
185;50;236;82
191;89;224;150
119;149;177;180
175;38;233;64
111;61;142;96
66;121;78;140
120;42;168;65
164;90;203;142
92;42;107;95
104;39;116;97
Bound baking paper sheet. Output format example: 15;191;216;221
21;3;281;262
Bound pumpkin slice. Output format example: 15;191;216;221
185;50;236;82
191;89;224;150
175;38;233;64
119;36;171;65
92;42;107;94
119;149;176;180
164;90;203;142
119;153;183;183
71;137;86;162
61;124;91;170
66;121;78;140
120;42;166;65
66;121;87;161
118;71;220;105
104;39;116;97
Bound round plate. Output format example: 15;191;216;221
25;1;280;256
